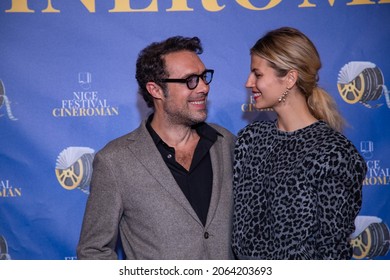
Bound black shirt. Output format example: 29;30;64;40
146;115;219;226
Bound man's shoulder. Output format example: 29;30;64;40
98;123;146;155
207;123;235;139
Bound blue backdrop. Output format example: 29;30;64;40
0;0;389;260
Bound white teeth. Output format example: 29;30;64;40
253;93;261;98
190;101;205;105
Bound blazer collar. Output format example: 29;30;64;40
126;120;202;225
126;119;225;229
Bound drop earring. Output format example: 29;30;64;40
278;89;289;103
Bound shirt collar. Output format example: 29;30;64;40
145;114;220;145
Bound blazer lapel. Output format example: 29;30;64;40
205;138;224;228
126;121;202;224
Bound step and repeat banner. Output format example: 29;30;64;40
0;0;389;260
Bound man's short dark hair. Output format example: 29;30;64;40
135;36;203;108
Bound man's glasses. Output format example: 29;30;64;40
161;69;214;90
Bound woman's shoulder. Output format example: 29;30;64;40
234;121;276;151
315;122;356;148
238;120;275;137
314;122;365;163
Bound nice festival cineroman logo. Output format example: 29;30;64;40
52;72;119;117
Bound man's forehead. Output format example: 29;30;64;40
164;51;205;75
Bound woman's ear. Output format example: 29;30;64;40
287;70;298;89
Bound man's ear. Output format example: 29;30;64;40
146;82;164;100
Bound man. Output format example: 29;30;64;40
77;36;235;259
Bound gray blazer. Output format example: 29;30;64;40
77;120;235;259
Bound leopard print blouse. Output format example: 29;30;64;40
232;120;367;259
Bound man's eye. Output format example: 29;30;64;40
188;75;197;82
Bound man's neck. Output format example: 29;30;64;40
150;115;199;148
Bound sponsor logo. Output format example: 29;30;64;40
52;72;119;117
241;95;273;113
4;0;388;13
0;80;18;121
55;147;95;194
0;179;22;198
0;235;11;260
78;72;92;90
361;141;390;186
337;61;389;109
351;216;390;259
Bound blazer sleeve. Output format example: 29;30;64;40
77;151;123;260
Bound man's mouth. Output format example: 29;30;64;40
189;98;206;105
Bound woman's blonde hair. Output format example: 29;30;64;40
251;27;345;132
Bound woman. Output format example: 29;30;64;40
232;27;367;260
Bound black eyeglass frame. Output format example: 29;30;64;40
161;69;214;90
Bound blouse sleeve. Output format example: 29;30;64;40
315;143;367;259
233;125;253;187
